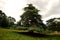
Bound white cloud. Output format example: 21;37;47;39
0;0;27;22
26;0;60;20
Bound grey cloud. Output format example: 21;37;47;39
26;0;49;10
46;1;60;17
26;0;60;21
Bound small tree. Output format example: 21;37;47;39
8;16;16;27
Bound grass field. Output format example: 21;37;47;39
0;28;60;40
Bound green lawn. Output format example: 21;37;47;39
0;28;60;40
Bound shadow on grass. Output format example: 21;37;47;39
16;32;58;38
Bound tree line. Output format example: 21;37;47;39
0;4;60;32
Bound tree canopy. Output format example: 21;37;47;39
18;4;46;30
0;10;9;27
0;10;16;28
46;18;60;31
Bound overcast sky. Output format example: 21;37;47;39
0;0;60;23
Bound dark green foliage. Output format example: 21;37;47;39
17;4;46;33
17;20;21;26
20;4;45;27
46;18;60;31
8;16;16;27
0;10;16;28
0;10;9;28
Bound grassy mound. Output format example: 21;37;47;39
0;28;60;40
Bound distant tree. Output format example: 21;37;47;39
46;18;60;31
17;20;21;26
8;16;16;26
18;4;46;29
